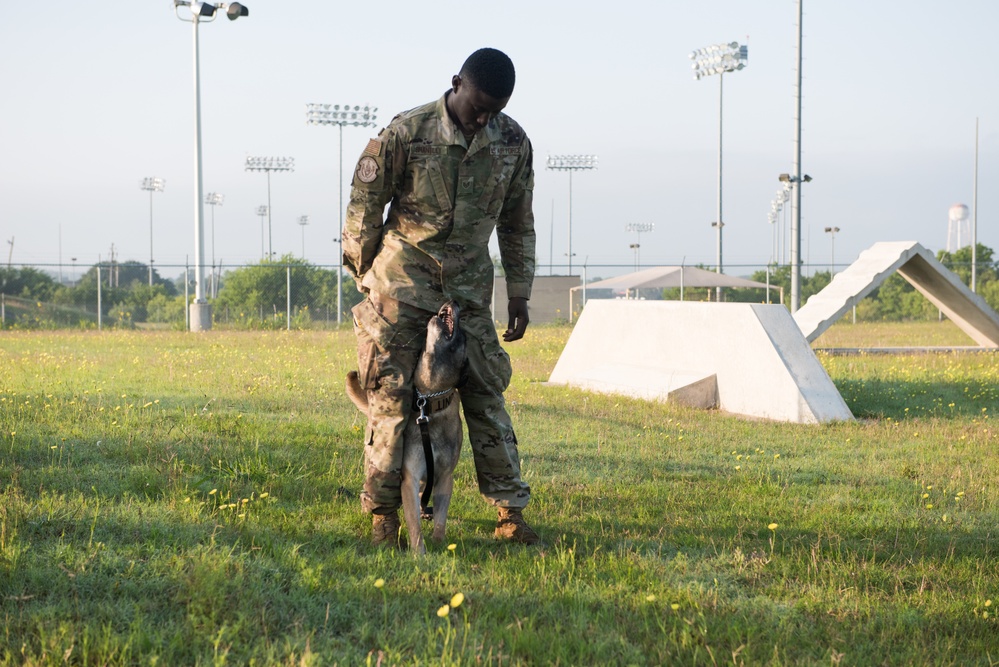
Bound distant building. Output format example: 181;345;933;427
947;203;970;252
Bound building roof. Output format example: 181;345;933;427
573;266;770;292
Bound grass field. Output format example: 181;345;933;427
0;322;996;665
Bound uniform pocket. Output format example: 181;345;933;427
426;159;453;212
476;156;518;216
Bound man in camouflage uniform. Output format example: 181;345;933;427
343;48;539;547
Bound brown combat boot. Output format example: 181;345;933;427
495;507;540;545
372;512;402;548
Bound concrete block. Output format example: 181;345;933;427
795;241;999;347
548;300;853;423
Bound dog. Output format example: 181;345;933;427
346;301;467;555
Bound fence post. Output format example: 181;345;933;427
184;259;190;331
97;263;103;331
1;293;5;326
286;264;291;331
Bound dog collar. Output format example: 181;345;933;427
413;387;456;417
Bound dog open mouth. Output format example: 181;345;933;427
437;303;456;339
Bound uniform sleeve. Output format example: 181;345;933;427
342;126;405;286
496;136;536;300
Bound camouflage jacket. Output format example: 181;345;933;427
342;92;536;312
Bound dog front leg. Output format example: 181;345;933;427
430;472;454;543
400;471;426;555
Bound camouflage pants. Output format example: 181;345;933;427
352;292;530;515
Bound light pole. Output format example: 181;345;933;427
824;226;839;276
205;192;224;297
546;154;598;275
256;205;268;261
306;103;379;325
173;0;249;331
768;181;792;265
690;40;748;302
298;215;309;259
139;177;165;286
790;0;805;312
779;171;811;299
625;223;654;270
972;117;979;292
71;257;77;285
245;156;294;260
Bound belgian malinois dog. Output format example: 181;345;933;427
346;301;467;555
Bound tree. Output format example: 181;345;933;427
0;267;58;301
214;255;361;327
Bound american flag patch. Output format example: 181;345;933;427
364;139;381;157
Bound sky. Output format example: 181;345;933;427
1;1;996;282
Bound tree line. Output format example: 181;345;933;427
0;255;363;329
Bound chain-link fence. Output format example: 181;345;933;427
0;258;363;331
2;252;996;330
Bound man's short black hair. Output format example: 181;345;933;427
459;48;516;99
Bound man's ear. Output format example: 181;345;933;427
451;75;462;94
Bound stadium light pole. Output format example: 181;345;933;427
205;192;224;297
139;177;165;286
780;171;811;301
245;156;294;260
972;117;979;292
824;226;839;276
546;154;598;275
768;181;792;265
298;215;309;259
790;0;806;312
690;40;748;302
173;0;249;331
305;103;378;325
625;223;654;270
256;205;268;260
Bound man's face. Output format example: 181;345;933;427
448;75;509;136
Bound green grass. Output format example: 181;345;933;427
0;323;997;665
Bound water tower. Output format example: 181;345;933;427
947;203;970;252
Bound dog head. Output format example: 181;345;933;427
415;301;467;392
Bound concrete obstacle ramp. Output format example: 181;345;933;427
794;241;999;347
548;300;853;423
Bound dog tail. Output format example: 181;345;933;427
345;371;369;411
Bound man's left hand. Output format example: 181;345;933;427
503;297;529;342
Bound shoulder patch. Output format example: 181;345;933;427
364;139;382;157
356;156;379;183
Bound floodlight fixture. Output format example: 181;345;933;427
306;102;379;325
244;156;295;172
546;154;598;171
140;177;166;193
140;177;166;286
625;223;654;234
688;42;748;81
546;154;598;275
245;156;295;259
690;40;747;302
306;103;379;128
172;0;250;331
226;2;248;19
174;1;247;21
